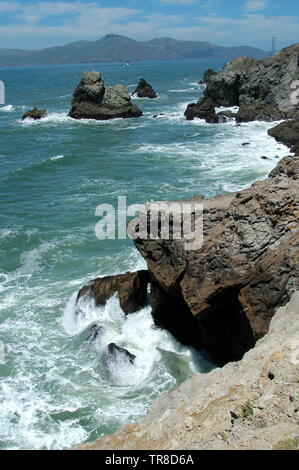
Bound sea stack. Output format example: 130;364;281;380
133;78;157;98
68;71;143;120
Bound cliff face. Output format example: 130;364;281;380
130;157;299;366
76;291;299;450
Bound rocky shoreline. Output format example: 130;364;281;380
72;44;299;450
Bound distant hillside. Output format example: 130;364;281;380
0;34;269;67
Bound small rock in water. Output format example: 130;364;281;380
133;78;157;99
88;323;102;342
242;142;250;146
22;107;47;120
261;156;269;160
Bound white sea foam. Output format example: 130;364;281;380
50;155;64;161
168;88;197;93
136;119;291;193
215;106;239;114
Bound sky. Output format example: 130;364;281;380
0;0;298;50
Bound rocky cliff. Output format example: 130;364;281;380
76;156;298;368
186;43;299;123
76;291;299;450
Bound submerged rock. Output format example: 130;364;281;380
22;107;47;120
201;43;299;122
107;343;136;365
128;158;299;366
133;78;157;99
77;270;150;315
184;97;218;123
68;71;142;120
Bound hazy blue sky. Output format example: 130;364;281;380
0;0;298;50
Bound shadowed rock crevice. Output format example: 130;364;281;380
195;286;255;366
150;281;205;351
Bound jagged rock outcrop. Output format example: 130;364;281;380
133;78;157;98
77;270;150;315
76;291;299;450
129;158;299;366
22;107;47;120
68;71;142;120
184;97;218;123
268;120;299;156
202;43;299;122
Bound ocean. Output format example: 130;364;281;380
0;59;290;449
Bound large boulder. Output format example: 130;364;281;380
77;270;150;315
129;159;299;366
203;43;299;122
184;97;218;123
68;71;142;120
133;78;157;98
268;120;299;156
22;107;47;120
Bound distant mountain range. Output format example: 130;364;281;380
0;34;269;67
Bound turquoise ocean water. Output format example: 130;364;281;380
0;59;290;449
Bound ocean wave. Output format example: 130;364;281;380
168;88;197;93
50;155;64;161
0;104;15;112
